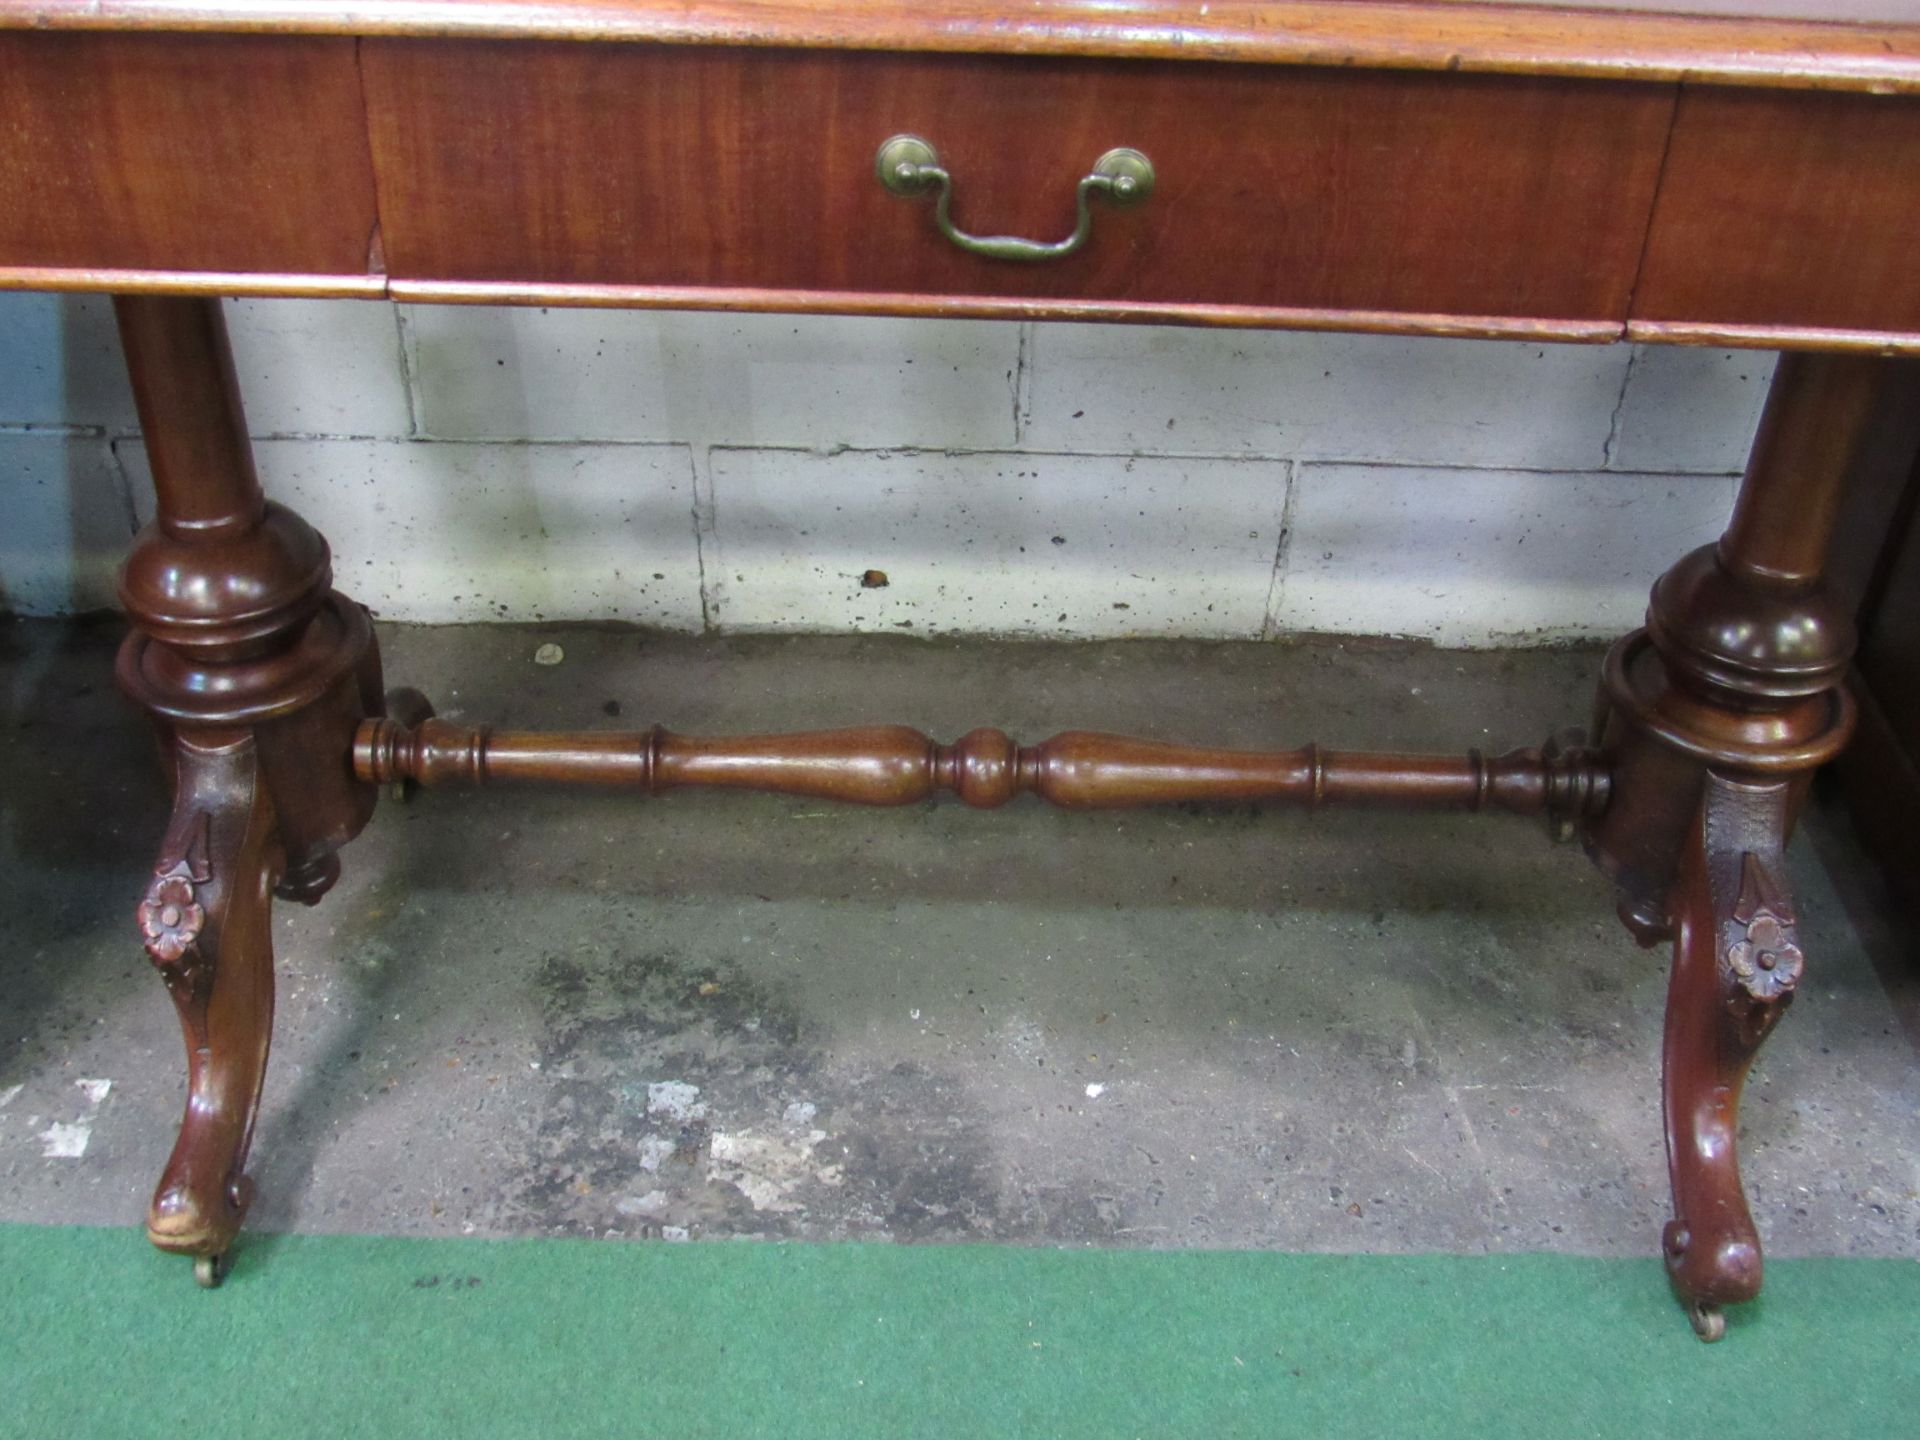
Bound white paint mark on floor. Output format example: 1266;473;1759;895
39;1122;91;1158
646;1080;707;1123
0;1084;22;1110
708;1127;842;1212
34;1078;113;1158
1085;1083;1107;1099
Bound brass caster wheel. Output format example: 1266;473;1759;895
194;1253;227;1289
1686;1301;1725;1343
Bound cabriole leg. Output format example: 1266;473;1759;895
1583;351;1880;1337
113;294;385;1284
1661;774;1802;1341
138;731;280;1283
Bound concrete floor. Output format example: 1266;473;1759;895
2;617;1916;1262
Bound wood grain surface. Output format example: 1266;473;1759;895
0;33;379;279
362;41;1672;324
6;12;1920;346
4;0;1919;93
1634;88;1920;340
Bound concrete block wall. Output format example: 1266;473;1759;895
0;293;1769;645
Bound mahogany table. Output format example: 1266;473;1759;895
6;0;1918;1339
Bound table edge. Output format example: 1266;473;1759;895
6;0;1920;94
10;268;1920;354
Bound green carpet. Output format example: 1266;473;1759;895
2;1224;1912;1438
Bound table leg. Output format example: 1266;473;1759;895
113;295;386;1285
1587;352;1878;1338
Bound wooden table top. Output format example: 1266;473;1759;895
4;0;1919;350
5;0;1919;89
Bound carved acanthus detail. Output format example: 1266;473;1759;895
1722;851;1803;1002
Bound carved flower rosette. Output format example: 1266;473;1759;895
139;872;206;966
1724;908;1803;1002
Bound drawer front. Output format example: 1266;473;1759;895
0;34;380;280
1635;89;1920;340
363;41;1672;324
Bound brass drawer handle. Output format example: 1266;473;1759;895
875;134;1154;262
